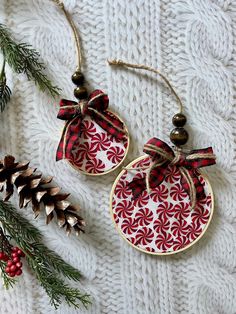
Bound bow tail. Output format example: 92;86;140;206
56;117;82;161
180;168;206;208
90;110;127;140
147;164;168;192
128;177;147;200
128;165;167;199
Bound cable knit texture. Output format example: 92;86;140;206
0;0;236;313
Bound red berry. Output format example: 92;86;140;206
20;251;25;258
3;255;9;262
0;252;8;261
12;257;20;263
16;262;22;269
5;267;10;273
10;265;17;272
11;252;18;258
7;260;13;267
17;250;23;256
8;272;15;277
16;269;22;276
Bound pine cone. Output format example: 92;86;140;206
0;155;85;235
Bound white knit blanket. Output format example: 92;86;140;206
0;0;236;313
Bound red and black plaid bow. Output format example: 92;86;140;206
56;90;127;161
128;137;216;207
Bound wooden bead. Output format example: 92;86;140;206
172;113;187;127
74;86;88;100
170;128;188;146
71;71;85;86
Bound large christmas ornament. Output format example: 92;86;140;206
109;60;216;255
54;1;129;175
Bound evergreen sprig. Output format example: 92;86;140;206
28;242;82;281
26;257;89;309
0;200;42;243
0;200;91;309
0;23;60;103
0;60;11;112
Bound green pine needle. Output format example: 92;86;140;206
0;260;16;289
26;257;90;310
29;242;82;282
0;200;91;309
0;24;60;98
0;59;11;112
0;201;42;243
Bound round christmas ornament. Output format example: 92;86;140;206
109;60;216;255
53;1;129;175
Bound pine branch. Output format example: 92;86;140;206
0;201;82;280
0;200;91;309
0;201;42;243
26;256;90;309
0;24;60;98
29;242;82;281
0;59;11;112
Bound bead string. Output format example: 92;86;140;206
107;59;184;114
52;0;82;72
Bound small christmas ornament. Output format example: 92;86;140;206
0;155;84;235
53;1;129;175
109;60;216;255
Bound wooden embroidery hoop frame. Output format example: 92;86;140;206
110;155;214;256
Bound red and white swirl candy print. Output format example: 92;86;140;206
91;133;111;151
111;156;213;254
70;115;128;174
135;227;154;246
121;218;138;235
135;208;153;226
115;200;133;219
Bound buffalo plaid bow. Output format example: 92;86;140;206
128;137;216;208
56;89;127;161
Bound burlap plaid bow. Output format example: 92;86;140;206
56;90;127;161
128;137;216;208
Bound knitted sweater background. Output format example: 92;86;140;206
0;0;236;313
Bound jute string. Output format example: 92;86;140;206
108;59;184;113
52;0;82;72
108;59;216;208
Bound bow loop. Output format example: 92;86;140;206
87;90;109;112
186;147;216;169
144;137;175;161
57;99;80;120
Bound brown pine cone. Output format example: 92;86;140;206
0;155;85;235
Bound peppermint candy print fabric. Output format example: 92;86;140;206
70;113;128;174
111;156;213;254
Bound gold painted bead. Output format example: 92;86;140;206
74;86;88;100
170;128;188;146
172;113;187;127
71;71;85;86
